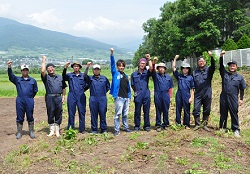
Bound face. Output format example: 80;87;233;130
21;69;29;77
73;65;80;72
198;58;206;68
46;66;55;75
182;67;189;75
93;68;101;76
117;64;125;72
138;61;146;70
229;64;237;72
157;66;166;74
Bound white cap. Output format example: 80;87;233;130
93;64;101;69
21;65;29;71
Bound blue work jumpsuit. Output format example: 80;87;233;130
8;68;38;124
219;58;246;131
173;70;195;127
131;69;151;130
152;71;174;127
86;75;110;133
63;69;88;132
192;57;215;125
41;74;66;125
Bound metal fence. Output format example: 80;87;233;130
164;48;250;69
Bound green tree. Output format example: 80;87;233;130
237;34;250;49
222;38;238;51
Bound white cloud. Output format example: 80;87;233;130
0;3;11;15
27;9;63;30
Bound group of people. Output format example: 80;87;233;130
8;49;246;139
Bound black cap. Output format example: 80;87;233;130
227;60;237;66
46;63;56;69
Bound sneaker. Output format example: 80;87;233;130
79;131;86;134
234;130;241;137
144;127;150;132
156;126;161;132
185;126;191;130
114;131;120;136
203;125;210;131
91;131;98;134
123;128;132;132
193;125;199;131
134;127;140;132
101;130;108;134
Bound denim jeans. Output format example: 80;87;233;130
114;97;130;131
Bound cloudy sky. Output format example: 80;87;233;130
0;0;175;47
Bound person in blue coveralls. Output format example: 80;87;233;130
8;61;38;139
41;56;67;137
151;57;174;132
172;55;195;129
110;48;132;136
219;51;246;137
84;62;110;134
131;54;153;132
63;61;89;133
192;51;215;131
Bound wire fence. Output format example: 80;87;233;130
165;48;250;69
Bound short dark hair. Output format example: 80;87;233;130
116;59;126;67
181;67;192;75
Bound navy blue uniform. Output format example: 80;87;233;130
63;69;88;132
192;57;215;125
86;75;110;133
131;69;151;130
152;71;174;127
173;70;195;127
219;58;246;131
41;74;66;125
8;68;38;123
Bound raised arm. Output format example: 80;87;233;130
41;56;47;77
7;61;17;84
84;62;92;79
219;51;226;77
62;62;70;81
172;55;179;72
110;48;116;75
208;51;215;73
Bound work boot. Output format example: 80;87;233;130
28;121;35;139
16;122;23;139
47;124;55;137
202;120;210;131
193;125;199;131
55;124;60;137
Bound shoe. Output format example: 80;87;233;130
16;122;23;139
114;131;120;136
234;130;241;137
28;121;35;139
55;124;60;137
134;127;140;132
193;125;199;131
47;124;55;137
91;131;98;134
101;130;108;134
185;126;191;130
144;127;150;132
79;131;86;134
203;125;210;131
156;126;161;132
123;128;132;132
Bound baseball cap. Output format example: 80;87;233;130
156;62;166;69
93;64;101;69
46;63;56;69
181;62;191;68
21;65;29;71
227;60;237;66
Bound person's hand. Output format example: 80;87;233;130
86;62;92;67
7;61;12;68
220;50;226;57
174;55;179;60
145;54;151;61
208;51;213;57
42;56;46;62
153;57;158;64
239;99;243;106
110;48;114;54
189;97;193;104
64;62;70;68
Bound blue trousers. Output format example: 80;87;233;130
89;96;107;132
45;95;62;125
175;91;190;126
220;93;239;131
154;92;170;127
134;90;150;129
67;92;86;132
16;97;34;123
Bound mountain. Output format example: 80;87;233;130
0;17;133;60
